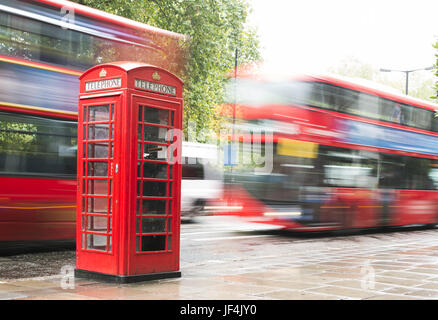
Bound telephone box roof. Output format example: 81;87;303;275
80;61;183;84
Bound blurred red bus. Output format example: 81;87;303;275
218;70;438;231
0;0;186;242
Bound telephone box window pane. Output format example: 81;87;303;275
109;236;112;252
88;143;109;158
87;197;108;213
87;179;109;195
169;165;173;179
88;124;109;140
168;235;172;250
111;104;114;120
137;143;142;160
88;105;109;122
137;180;142;197
142;199;166;215
136;199;141;215
109;217;112;232
168;182;173;196
81;215;85;231
168;217;172;232
87;216;107;232
86;234;107;251
87;162;108;176
143;126;169;144
168;200;172;215
143;181;167;196
143;163;168;179
137;161;142;177
138;106;143;122
142;217;166;233
82;143;86;158
137;180;141;196
83;107;87;123
143;144;168;160
141;235;166;251
138;125;142;141
144;107;169;125
170;111;175;126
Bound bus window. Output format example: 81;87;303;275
432;116;438;132
404;157;435;190
308;82;359;114
0;112;77;177
379;98;433;130
379;98;395;123
321;147;378;189
378;154;406;189
308;82;339;111
428;163;438;189
336;87;359;114
355;92;379;119
410;107;432;131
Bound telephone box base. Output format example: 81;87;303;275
75;269;181;284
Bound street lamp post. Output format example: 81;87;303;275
379;66;433;95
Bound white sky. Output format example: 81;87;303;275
248;0;438;74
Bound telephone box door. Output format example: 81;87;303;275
77;96;120;274
131;95;181;274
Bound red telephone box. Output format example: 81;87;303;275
75;62;183;282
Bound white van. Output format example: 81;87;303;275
181;142;223;218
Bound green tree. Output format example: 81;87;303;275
71;0;261;137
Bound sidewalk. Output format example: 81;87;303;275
1;229;438;300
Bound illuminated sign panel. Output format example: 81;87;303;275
85;78;122;91
135;79;176;96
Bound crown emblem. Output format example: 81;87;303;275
152;72;160;81
99;69;107;78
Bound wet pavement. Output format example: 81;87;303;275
1;217;438;300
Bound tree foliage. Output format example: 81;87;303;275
72;0;261;136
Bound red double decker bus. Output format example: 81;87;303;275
0;0;186;242
219;68;438;232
